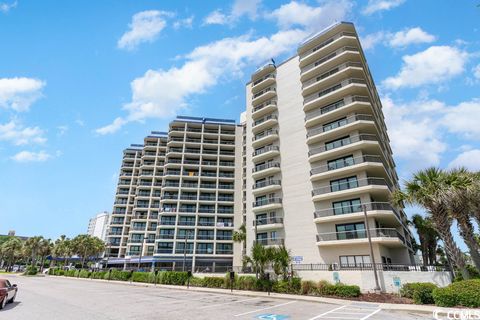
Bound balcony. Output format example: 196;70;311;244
313;202;403;226
252;115;278;133
252;198;282;212
252;145;280;162
311;177;391;201
304;95;371;128
252;86;276;105
316;228;406;248
302;62;363;96
157;234;175;240
300;46;360;81
252;73;276;92
303;78;367;112
254;217;284;231
252;129;279;148
252;62;276;82
308;134;380;163
252;162;281;179
252;180;282;194
310;155;385;181
306;114;375;144
256;238;284;246
299;31;357;66
252;100;277;119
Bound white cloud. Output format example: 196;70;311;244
388;27;436;47
362;0;405;15
474;64;480;79
0;1;17;13
118;10;173;50
268;0;353;31
11;150;51;163
382;46;468;89
382;96;447;168
361;31;386;50
173;16;194;30
203;0;261;26
441;99;480;139
0;77;46;112
448;150;480;171
97;28;308;134
0;121;47;145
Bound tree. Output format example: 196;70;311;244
272;246;292;280
233;224;247;262
53;235;73;268
71;235;105;269
24;236;43;266
38;238;53;271
409;214;438;266
392;167;470;279
243;243;292;280
1;237;23;271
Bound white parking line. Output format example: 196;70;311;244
359;308;381;320
200;297;260;309
233;300;297;317
308;305;347;320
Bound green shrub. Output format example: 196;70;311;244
48;268;56;275
203;277;224;288
131;272;151;283
64;270;77;277
24;265;38;276
317;280;335;296
108;269;132;281
78;270;91;278
189;277;204;287
223;272;238;288
453;265;480;281
236;276;256;290
55;269;65;276
400;282;438;304
272;278;301;294
91;271;107;279
158;271;188;285
333;284;361;298
433;279;480;308
301;281;317;295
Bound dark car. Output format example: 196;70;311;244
0;279;17;310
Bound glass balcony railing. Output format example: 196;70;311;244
255;217;283;226
302;62;363;89
306;114;374;138
253;162;280;173
308;134;378;157
252;146;280;157
303;78;366;105
313;202;400;219
310;155;384;175
253;180;281;189
301;46;360;74
311;177;392;196
299;31;356;60
316;228;405;243
253;198;282;208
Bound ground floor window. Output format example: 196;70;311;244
339;255;371;267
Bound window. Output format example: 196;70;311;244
322;117;347;132
330;176;358;192
157;242;173;254
332;198;362;215
327;155;354;171
196;243;214;254
256;213;267;225
271;231;277;239
336;222;366;240
175;242;193;254
339;255;371;267
325;136;350;151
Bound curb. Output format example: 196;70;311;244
42;275;461;315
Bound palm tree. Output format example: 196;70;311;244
1;237;23;271
392;167;470;279
24;236;43;266
38;239;53;271
272;246;292;280
443;168;480;271
233;224;247;261
71;235;105;269
243;242;275;279
409;214;438;265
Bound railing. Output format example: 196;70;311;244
253;180;281;189
252;86;276;100
253;115;278;128
304;78;366;105
178;221;196;226
216;235;233;240
291;263;450;272
255;238;284;246
305;95;370;121
253;162;280;173
253;73;275;86
157;234;174;239
253;198;282;208
218;197;234;202
299;31;357;60
308;134;378;156
218;184;234;189
198;221;215;226
253;129;279;141
306;114;374;137
219;161;234;166
310;155;383;175
311;177;391;196
252;145;280;157
255;217;284;225
253;100;277;113
301;46;360;74
313;202;400;219
302;62;363;89
216;250;233;255
316;228;404;242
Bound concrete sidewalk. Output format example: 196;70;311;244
38;274;464;315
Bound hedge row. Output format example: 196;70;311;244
48;268;360;298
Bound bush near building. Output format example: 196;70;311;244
432;279;480;308
400;282;438;304
23;265;38;276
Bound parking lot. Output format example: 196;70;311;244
1;275;431;319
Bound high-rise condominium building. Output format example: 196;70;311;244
244;21;414;267
107;116;243;271
87;211;111;241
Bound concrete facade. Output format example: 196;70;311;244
87;211;110;241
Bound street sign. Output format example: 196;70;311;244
292;256;303;264
256;314;290;320
393;276;401;288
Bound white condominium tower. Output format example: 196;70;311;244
243;22;414;267
87;211;111;241
106;116;243;271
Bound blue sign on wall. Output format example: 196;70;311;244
333;271;340;284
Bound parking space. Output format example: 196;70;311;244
1;275;430;320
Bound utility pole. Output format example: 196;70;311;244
363;204;381;293
138;237;146;270
182;230;191;272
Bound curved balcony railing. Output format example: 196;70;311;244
255;238;284;246
252;86;276;100
307;114;374;138
253;73;276;87
253;180;281;190
253;162;281;173
253;115;278;128
316;228;405;243
252;145;280;157
255;217;284;226
253;198;282;208
311;177;391;196
310;155;384;175
304;78;366;105
301;46;360;74
299;31;356;60
253;100;277;113
253;129;279;141
302;62;363;89
313;202;400;219
308;134;378;157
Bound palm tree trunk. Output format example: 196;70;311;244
456;215;480;270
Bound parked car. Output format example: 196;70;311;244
0;279;18;310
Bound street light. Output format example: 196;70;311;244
363;204;382;293
182;230;192;272
138;237;147;271
105;243;111;270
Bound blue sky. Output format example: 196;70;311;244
1;0;479;247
